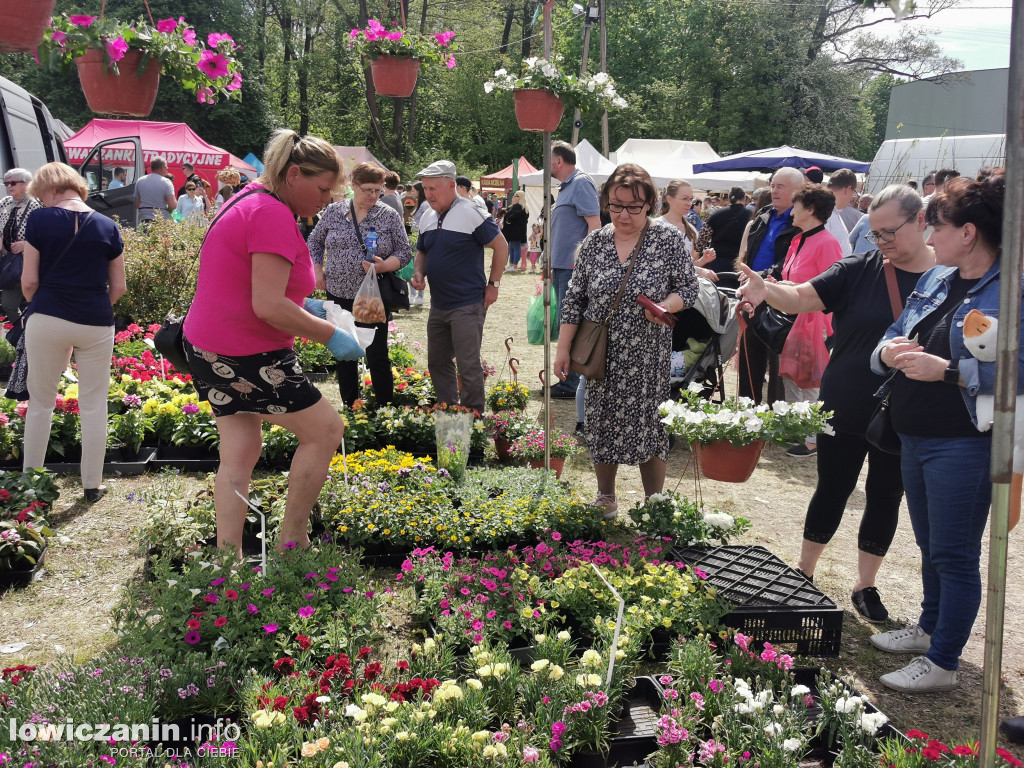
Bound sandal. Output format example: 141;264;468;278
594;493;618;520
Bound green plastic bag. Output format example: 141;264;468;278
396;261;415;281
527;285;559;345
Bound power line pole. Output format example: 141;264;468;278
599;0;609;157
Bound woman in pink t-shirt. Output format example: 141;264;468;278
183;129;362;554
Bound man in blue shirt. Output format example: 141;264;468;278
736;167;802;404
411;160;509;413
548;141;601;400
687;198;704;232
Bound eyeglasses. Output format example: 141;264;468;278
865;214;916;244
4;180;25;187
607;203;647;215
186;186;196;191
358;185;384;196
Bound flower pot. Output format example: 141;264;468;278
529;456;564;478
693;439;764;483
0;0;55;52
513;88;565;132
0;546;46;591
370;55;421;97
494;436;517;462
76;48;162;117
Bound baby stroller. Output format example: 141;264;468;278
670;275;741;402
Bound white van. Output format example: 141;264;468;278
864;134;1006;194
1;74;143;224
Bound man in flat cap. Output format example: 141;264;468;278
410;160;509;413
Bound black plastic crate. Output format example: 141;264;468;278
672;545;844;656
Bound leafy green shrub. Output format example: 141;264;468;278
119;218;205;323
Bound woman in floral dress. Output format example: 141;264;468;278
554;164;699;518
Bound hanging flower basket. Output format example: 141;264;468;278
370;55;422;97
0;0;55;52
513;89;565;133
76;48;162;117
694;439;765;483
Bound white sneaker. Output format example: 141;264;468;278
410;295;424;306
880;656;957;692
869;625;931;654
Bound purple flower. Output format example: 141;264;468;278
263;624;279;634
184;631;201;645
298;606;315;619
261;588;275;596
211;577;226;587
246;604;259;615
181;403;200;415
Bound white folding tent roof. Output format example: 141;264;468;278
864;133;1006;193
613;138;761;190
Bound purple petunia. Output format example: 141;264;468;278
263;624;278;634
298;606;315;619
184;631;201;645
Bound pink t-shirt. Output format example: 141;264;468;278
184;184;314;355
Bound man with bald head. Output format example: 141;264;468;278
734;166;804;403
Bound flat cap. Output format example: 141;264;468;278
417;160;457;179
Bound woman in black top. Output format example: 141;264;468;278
503;190;529;272
737;184;934;624
693;186;752;289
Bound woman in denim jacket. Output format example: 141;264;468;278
867;169;1018;693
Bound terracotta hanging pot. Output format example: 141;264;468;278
370;55;421;98
494;437;513;463
513;89;564;133
0;0;55;53
529;457;564;478
694;439;765;483
76;48;162;117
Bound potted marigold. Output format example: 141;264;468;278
509;427;580;478
485;55;627;132
349;19;456;98
659;383;833;483
36;14;243;116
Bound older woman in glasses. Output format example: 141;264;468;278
737;184;934;625
553;163;699;518
308;162;412;407
0;169;42;321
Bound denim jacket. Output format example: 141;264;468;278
869;261;1024;427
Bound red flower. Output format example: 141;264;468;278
363;662;383;680
998;749;1024;767
187;619;201;630
272;695;289;711
224;589;238;600
292;705;309;724
356;646;373;660
15;508;29;522
214;617;227;627
952;746;976;757
0;489;10;501
926;741;949;753
273;657;295;674
906;730;929;740
921;747;942;761
296;635;312;651
396;660;409;670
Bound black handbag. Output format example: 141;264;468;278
747;301;795;355
154;189;273;374
865;259;906;455
0;251;23;290
378;270;410;311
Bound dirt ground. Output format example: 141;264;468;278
1;265;1022;753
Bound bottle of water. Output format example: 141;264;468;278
365;226;378;262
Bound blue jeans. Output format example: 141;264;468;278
508;241;522;267
900;433;992;671
552;267;579;390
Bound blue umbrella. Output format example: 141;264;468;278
693;145;870;174
243;152;264;174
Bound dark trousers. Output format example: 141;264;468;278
803;429;904;556
328;293;392;407
737;325;783;404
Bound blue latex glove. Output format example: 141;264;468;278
303;297;327;319
326;328;363;361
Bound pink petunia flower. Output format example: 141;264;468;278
197;51;229;79
182;29;197;46
207;32;234;48
69;15;98;27
156;18;179;34
298;606;315;618
263;623;278;634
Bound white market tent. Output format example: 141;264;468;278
863;133;1007;193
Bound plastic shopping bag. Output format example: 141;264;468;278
325;302;376;350
779;312;830;389
526;283;559;345
352;263;387;324
396;261;415;282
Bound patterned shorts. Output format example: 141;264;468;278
183;341;322;417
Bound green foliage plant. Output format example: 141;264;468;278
118;218;204;323
628;490;751;544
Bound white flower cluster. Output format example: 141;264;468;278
702;511;735;530
484;56;627;111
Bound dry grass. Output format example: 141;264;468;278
1;264;1022;755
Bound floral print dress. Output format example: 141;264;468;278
561;218;699;465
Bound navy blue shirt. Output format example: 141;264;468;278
751;207;792;272
25;208;123;326
418;196;501;310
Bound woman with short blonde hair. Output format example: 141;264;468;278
502;189;529;273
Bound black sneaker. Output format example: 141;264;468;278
549;383;577;399
796;568;813;584
852;586;889;623
787;444;817;457
574;422;585;437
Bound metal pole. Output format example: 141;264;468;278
980;0;1023;762
542;0;556;472
571;3;596;147
598;0;609;157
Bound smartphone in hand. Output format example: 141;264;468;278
636;295;676;327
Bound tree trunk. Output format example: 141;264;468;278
298;23;313;135
500;1;515;53
521;1;532;59
280;10;292;112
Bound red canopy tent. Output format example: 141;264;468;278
63;119;258;191
479;156;539;195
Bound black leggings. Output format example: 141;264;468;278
327;292;393;408
803;428;904;556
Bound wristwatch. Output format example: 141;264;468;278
487;279;500;288
944;360;960;385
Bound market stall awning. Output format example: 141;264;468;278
480;157;539;194
693;145;870;174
